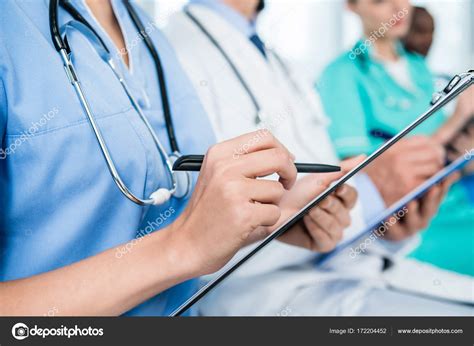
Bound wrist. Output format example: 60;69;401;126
162;217;206;280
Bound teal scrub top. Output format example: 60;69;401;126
318;40;474;276
318;40;445;158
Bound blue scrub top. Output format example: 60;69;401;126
0;0;216;315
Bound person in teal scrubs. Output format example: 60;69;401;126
318;0;474;275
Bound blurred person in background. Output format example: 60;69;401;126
401;6;434;57
319;0;474;276
401;5;455;97
164;0;471;316
401;5;473;169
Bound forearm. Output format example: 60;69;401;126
0;225;199;316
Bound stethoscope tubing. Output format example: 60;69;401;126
49;0;188;205
184;7;263;124
184;6;322;158
60;49;156;205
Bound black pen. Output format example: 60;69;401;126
172;155;341;173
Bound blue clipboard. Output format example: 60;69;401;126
316;154;473;265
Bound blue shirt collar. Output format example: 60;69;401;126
189;0;257;37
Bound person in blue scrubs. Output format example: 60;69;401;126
0;0;360;316
318;0;474;275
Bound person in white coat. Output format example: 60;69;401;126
164;0;473;315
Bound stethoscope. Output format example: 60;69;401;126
184;7;318;155
49;0;191;206
184;7;316;124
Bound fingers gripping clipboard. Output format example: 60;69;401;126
171;71;474;316
316;154;473;265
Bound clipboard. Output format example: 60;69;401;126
170;70;474;316
316;154;473;265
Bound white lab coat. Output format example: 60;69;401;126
164;5;474;316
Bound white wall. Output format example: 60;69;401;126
138;0;473;80
416;0;473;76
259;0;474;79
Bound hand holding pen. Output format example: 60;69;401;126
173;155;341;173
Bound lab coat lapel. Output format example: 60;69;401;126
173;5;335;162
186;5;284;124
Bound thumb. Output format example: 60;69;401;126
339;155;366;174
296;155;365;201
308;154;366;188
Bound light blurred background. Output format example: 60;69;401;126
138;0;473;84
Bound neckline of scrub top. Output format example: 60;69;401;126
369;40;414;91
65;0;151;108
379;58;416;92
352;39;425;99
65;0;136;76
